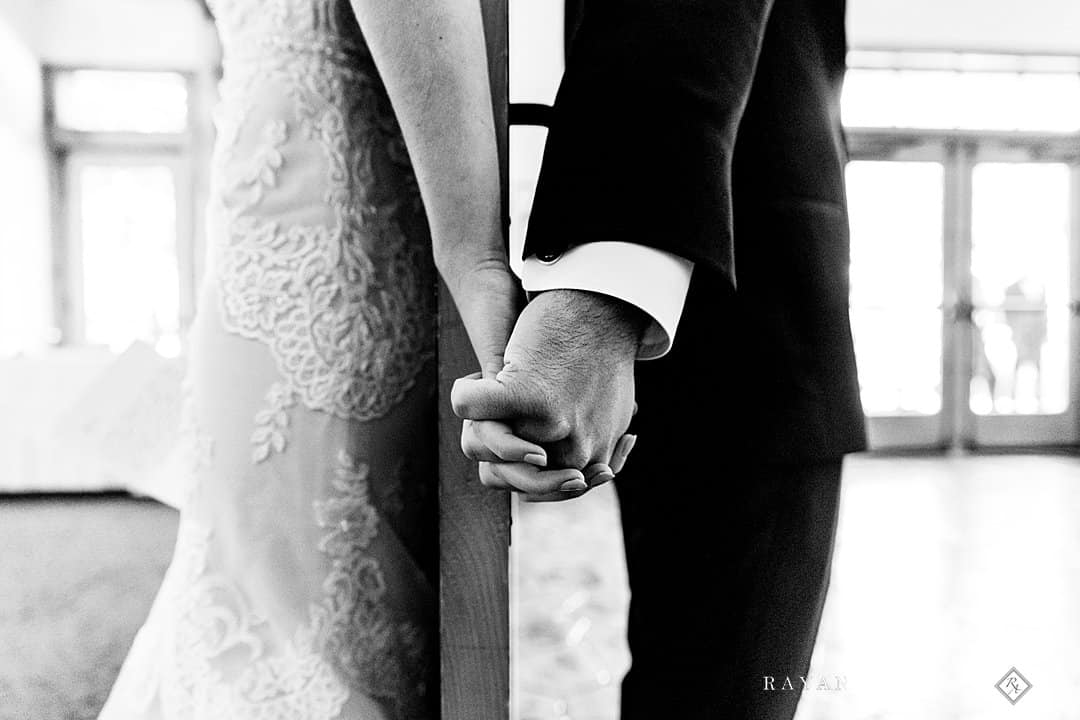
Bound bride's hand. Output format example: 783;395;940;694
439;255;520;381
460;417;637;502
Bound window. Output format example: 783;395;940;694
0;67;209;494
68;161;183;356
848;160;945;417
46;67;198;358
843;52;1080;448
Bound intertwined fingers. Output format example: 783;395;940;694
463;423;638;501
609;433;638;474
479;461;624;502
453;371;638;500
517;463;619;503
477;461;586;494
460;420;547;465
452;374;571;444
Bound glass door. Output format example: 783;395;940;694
968;154;1080;445
847;143;948;448
846;137;1080;449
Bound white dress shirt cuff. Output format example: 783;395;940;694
519;242;693;360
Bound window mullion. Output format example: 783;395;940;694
942;138;976;448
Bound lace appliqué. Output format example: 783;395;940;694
125;2;437;717
236;121;287;208
114;450;428;719
252;382;296;462
175;380;216;506
312;451;430;718
212;0;435;430
116;519;350;720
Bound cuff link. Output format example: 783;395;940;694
536;249;562;265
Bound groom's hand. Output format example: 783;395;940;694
452;289;645;481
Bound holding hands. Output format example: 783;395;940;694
452;289;643;502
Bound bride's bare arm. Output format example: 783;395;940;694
349;0;514;379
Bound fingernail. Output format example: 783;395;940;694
560;478;588;492
623;434;638;455
592;471;615;485
523;452;547;467
585;464;612;480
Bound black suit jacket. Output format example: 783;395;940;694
525;0;866;462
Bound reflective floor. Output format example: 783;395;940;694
512;487;630;720
801;454;1080;720
3;456;1078;719
513;454;1080;720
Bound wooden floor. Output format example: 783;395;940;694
514;454;1080;720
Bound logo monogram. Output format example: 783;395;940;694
995;667;1032;705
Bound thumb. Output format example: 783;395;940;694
451;376;526;420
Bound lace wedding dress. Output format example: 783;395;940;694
99;1;438;718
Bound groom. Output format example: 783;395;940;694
453;0;866;717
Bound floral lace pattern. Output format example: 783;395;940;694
251;382;296;463
211;0;435;425
313;452;431;720
102;1;436;718
112;518;348;719
175;380;216;508
109;451;429;720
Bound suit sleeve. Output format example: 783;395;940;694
523;0;776;286
520;242;693;358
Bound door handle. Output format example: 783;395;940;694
946;299;975;324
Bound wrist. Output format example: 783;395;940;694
532;289;647;359
430;211;505;289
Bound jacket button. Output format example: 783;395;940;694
536;249;562;264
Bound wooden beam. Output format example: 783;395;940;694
438;0;511;717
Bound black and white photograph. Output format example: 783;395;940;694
0;0;1079;718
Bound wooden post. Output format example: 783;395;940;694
438;0;510;717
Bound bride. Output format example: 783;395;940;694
98;0;554;717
